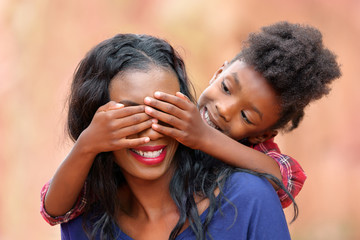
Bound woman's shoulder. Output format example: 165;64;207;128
200;171;291;240
224;171;279;201
60;215;87;240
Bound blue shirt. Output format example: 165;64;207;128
61;172;291;239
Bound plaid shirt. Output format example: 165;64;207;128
252;138;306;208
40;138;306;225
40;181;87;226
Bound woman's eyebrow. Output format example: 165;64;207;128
118;100;140;106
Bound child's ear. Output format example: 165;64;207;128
209;61;228;84
247;130;278;145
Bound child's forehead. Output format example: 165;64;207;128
224;60;253;74
219;60;281;110
222;61;265;85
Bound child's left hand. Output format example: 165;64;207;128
144;91;213;150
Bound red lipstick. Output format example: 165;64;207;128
129;145;167;165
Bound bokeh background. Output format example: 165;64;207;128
1;0;360;239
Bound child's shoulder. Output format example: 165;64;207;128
252;138;281;153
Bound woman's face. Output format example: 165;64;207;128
109;67;180;181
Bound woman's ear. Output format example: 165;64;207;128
209;61;228;85
247;130;278;145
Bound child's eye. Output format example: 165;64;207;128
241;110;253;125
221;80;230;94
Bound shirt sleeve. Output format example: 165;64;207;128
40;180;87;225
252;138;307;208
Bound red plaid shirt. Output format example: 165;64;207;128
252;138;306;208
40;138;306;225
40;181;87;226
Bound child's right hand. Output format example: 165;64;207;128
78;101;153;155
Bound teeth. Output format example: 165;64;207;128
132;149;163;158
204;109;219;130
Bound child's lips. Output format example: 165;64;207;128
201;107;221;131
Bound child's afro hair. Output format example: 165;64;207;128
231;21;341;131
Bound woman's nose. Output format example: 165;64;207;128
138;127;164;141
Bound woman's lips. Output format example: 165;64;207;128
130;145;167;165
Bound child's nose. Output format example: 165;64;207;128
216;101;237;122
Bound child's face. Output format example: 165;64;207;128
198;60;281;142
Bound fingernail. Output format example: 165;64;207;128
144;97;151;103
151;118;158;124
115;103;124;108
145;106;152;113
154;91;161;97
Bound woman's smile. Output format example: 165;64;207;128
130;145;167;165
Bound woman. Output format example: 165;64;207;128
46;33;290;239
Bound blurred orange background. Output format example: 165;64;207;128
1;0;360;239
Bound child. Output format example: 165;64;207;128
40;21;341;225
144;21;340;206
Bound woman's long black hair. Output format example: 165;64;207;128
67;33;295;240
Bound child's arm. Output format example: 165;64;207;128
42;101;153;222
254;139;307;208
145;92;306;207
40;181;87;225
144;92;282;182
